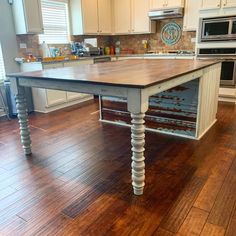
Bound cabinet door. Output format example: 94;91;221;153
82;0;99;34
132;0;151;33
151;0;167;8
201;0;221;9
23;0;43;33
183;0;201;31
98;0;112;34
64;60;93;102
43;62;67;107
46;90;67;107
167;0;184;7
222;0;236;7
114;0;131;34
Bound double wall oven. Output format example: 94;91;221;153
198;16;236;86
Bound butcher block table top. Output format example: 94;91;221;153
8;59;220;88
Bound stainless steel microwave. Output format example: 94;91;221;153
199;16;236;42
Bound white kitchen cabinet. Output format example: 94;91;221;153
222;0;236;7
132;0;155;33
151;0;184;9
81;0;99;34
43;63;67;107
183;0;201;31
114;0;155;34
201;0;221;9
200;0;236;10
46;90;67;106
151;0;166;8
98;0;112;34
70;0;112;35
64;59;94;102
20;60;93;113
167;0;185;7
113;0;132;34
12;0;43;34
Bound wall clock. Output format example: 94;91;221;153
161;22;182;46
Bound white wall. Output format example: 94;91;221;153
0;0;19;74
0;0;20;115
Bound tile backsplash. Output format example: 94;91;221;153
17;19;196;58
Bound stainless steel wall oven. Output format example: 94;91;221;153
198;48;236;86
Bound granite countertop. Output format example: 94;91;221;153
20;53;196;64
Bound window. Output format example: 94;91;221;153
0;43;6;82
39;0;70;44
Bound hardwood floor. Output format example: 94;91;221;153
0;100;235;236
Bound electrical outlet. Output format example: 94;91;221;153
20;43;27;49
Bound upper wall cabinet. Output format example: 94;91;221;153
98;0;112;34
183;0;201;31
222;0;236;7
12;0;44;34
151;0;185;9
200;0;236;9
114;0;156;34
70;0;112;35
201;0;221;9
113;0;131;34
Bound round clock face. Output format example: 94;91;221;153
161;22;182;46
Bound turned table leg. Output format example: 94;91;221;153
128;89;148;195
15;91;32;155
131;113;146;195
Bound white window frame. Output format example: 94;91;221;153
39;0;70;44
0;43;6;83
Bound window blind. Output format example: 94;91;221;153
0;43;6;82
39;0;70;44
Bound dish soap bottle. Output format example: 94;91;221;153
41;41;51;58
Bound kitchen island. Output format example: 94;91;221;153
8;59;221;195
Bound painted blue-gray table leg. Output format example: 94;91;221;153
15;91;32;155
128;89;149;195
10;77;32;156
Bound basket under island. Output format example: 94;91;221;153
7;59;221;195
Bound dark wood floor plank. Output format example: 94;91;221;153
194;147;235;212
152;228;175;236
0;101;235;235
207;158;236;229
177;207;208;236
160;175;206;233
201;223;225;236
225;201;236;236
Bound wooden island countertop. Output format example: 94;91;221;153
8;59;220;88
8;59;222;195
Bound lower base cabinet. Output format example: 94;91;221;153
20;60;94;113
